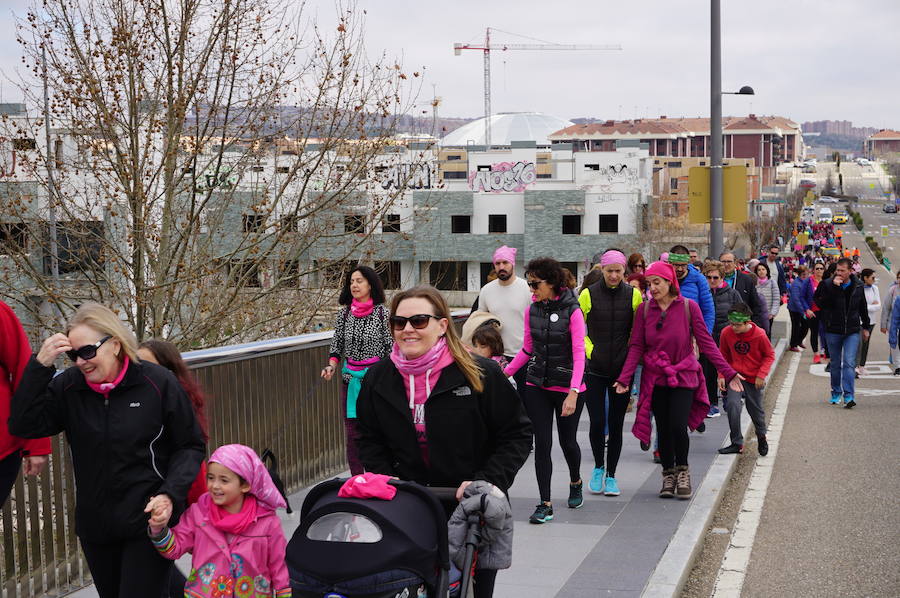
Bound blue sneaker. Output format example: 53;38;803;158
706;406;721;418
603;477;621;496
588;467;605;494
843;395;856;409
529;503;554;524
829;394;842;405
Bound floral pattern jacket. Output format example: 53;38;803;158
151;498;291;598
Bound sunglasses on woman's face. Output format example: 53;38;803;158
67;336;112;362
527;280;545;290
706;275;721;280
389;314;440;331
656;310;668;330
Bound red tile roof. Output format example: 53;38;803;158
549;115;800;140
869;129;900;139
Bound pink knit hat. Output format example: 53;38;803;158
209;444;287;512
492;245;517;265
645;261;680;293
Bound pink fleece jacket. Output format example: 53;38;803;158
151;498;291;597
616;296;737;444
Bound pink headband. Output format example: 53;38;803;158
600;250;627;267
208;444;287;512
645;261;680;293
492;245;517;265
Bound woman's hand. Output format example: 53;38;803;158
612;382;629;395
455;480;472;501
36;333;72;367
561;390;579;417
22;455;49;476
145;494;173;531
321;363;336;381
728;374;746;393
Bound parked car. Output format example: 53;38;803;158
819;196;838;203
884;203;898;213
802;165;817;173
832;214;849;224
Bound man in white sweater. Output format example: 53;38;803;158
477;245;532;389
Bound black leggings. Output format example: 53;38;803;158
789;310;809;348
0;450;21;508
700;355;721;407
523;386;584;503
80;536;173;598
808;314;820;353
651;386;694;470
584;374;629;477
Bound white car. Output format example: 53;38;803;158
818;196;839;203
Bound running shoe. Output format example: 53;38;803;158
895;368;900;376
857;366;869;376
813;354;822;364
567;480;584;509
603;477;621;496
788;346;802;352
529;503;554;524
706;406;721;418
717;443;743;454
829;393;842;405
696;422;706;433
843;395;856;409
640;441;651;451
588;468;605;494
653;450;661;464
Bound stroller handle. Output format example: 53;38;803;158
426;486;461;502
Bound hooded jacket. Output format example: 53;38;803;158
9;358;204;541
711;285;743;343
356;357;532;493
677;264;715;333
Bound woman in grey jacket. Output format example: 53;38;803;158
754;262;781;339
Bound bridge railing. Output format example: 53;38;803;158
1;310;470;597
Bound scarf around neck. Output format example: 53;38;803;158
757;277;769;284
390;336;451;408
203;493;258;535
350;298;375;318
86;356;130;396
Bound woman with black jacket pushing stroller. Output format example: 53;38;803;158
356;285;532;598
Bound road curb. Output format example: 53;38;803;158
641;338;787;598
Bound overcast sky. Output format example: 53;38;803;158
2;0;897;129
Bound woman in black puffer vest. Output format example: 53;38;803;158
505;258;587;525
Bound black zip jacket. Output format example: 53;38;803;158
355;356;532;493
9;357;205;542
813;275;871;334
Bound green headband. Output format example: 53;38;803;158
667;253;690;264
728;312;751;324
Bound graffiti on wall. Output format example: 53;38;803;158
380;163;434;190
469;161;536;193
591;163;639;191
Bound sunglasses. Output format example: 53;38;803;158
527;280;545;289
656;310;668;331
67;336;112;362
706;275;721;280
389;314;441;331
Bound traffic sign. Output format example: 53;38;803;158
882;225;889;238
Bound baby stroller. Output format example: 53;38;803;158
287;478;476;598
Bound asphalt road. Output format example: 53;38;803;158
738;162;900;597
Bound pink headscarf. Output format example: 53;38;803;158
600;250;627;267
645;261;680;293
492;245;517;265
208;444;287;512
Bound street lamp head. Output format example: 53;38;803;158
737;86;755;95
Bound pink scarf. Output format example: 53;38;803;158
350;298;374;318
757;277;769;284
86;356;130;396
390;336;449;377
203;493;258;535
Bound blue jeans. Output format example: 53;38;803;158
823;331;861;397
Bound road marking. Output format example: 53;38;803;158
809;361;899;380
711;353;800;598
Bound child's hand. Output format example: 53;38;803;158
755;377;766;390
145;494;173;530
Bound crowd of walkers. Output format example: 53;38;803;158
2;230;898;598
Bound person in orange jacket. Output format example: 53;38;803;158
1;300;51;507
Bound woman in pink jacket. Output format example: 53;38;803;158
148;444;291;598
613;262;743;500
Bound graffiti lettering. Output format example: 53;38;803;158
380;163;433;190
469;161;536;193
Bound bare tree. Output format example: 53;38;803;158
0;0;431;346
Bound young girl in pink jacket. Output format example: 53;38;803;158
147;444;291;598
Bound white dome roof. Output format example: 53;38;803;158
441;112;573;146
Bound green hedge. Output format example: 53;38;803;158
865;235;884;261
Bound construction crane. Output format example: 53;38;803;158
454;27;621;146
